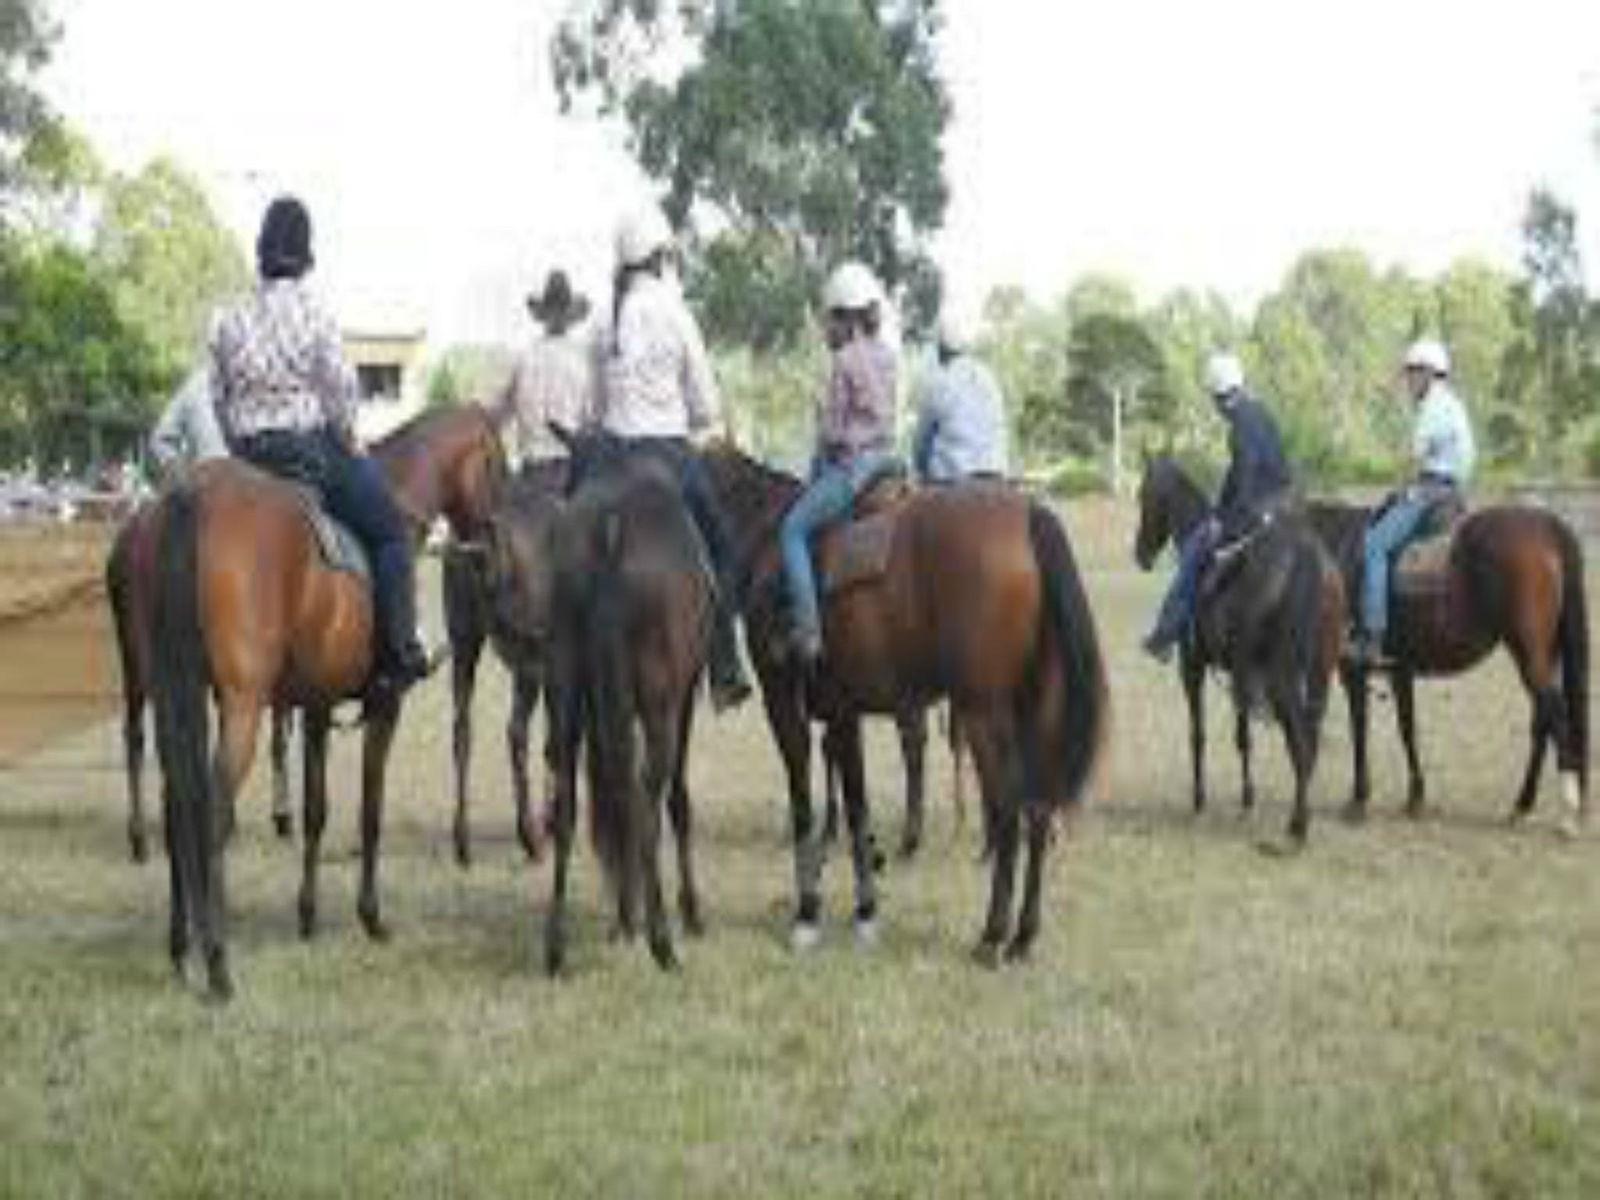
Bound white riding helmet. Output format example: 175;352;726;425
823;260;882;312
615;205;674;268
1404;338;1451;377
936;298;982;353
1204;351;1245;398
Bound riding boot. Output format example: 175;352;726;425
372;541;431;692
707;598;752;712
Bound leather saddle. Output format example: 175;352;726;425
1391;495;1466;599
289;485;372;582
815;464;911;598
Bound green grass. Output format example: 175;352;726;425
1;507;1597;1197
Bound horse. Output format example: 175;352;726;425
149;403;507;1001
703;444;1109;964
542;434;711;974
1134;457;1345;844
441;458;567;866
106;503;294;862
1306;497;1589;834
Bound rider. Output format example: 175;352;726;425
208;195;430;692
911;298;1009;484
149;365;228;476
496;268;596;478
1352;337;1476;665
592;204;752;711
781;261;900;664
1143;351;1293;662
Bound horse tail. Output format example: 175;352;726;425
106;519;141;703
149;486;213;953
1284;533;1335;720
1027;503;1111;808
584;509;635;897
1553;515;1589;795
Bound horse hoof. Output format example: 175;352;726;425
297;904;317;941
1340;802;1367;826
359;909;391;943
1256;838;1303;859
971;940;1003;970
650;939;680;972
129;836;149;865
897;834;921;861
453;840;472;870
1506;808;1530;829
1004;936;1034;963
1404;803;1427;822
790;921;822;953
680;901;705;939
854;917;879;949
545;944;566;978
273;813;293;840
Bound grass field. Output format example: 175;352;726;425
1;502;1597;1197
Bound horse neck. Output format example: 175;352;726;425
712;453;799;582
1164;470;1209;544
374;411;502;537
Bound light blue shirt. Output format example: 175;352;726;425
149;367;229;469
911;354;1009;482
1413;380;1475;485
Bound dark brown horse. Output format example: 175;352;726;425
149;404;506;1000
106;504;294;862
1134;458;1345;844
442;459;567;866
1307;499;1589;834
704;445;1109;964
542;435;711;974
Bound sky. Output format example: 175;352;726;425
42;0;1600;347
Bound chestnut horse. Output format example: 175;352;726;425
1134;458;1345;844
1307;499;1589;834
148;404;506;1001
703;445;1109;964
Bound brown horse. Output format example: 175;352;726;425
1135;458;1345;844
542;434;711;974
441;459;567;866
703;445;1110;964
149;404;506;1001
106;504;294;862
1307;499;1589;834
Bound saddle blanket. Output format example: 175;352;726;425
290;486;371;581
1393;532;1451;598
818;510;897;597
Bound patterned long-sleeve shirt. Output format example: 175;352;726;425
911;354;1009;481
503;331;599;463
596;275;720;440
208;279;358;443
817;335;898;466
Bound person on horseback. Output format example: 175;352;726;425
1351;337;1477;666
149;366;228;476
911;298;1009;484
592;204;751;711
207;195;431;693
1143;351;1293;662
781;261;901;665
496;268;596;477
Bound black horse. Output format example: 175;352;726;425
1134;457;1345;844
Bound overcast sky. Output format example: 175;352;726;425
44;0;1600;346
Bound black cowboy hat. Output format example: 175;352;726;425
526;270;591;328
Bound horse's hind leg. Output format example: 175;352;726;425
1234;699;1255;815
123;684;149;863
834;717;879;942
1507;631;1562;827
1182;646;1207;813
1007;801;1053;961
508;668;543;861
357;693;400;942
270;705;294;839
638;701;683;971
967;710;1022;967
449;615;486;867
203;695;263;1000
1269;683;1313;846
666;699;702;936
296;707;331;938
1392;670;1426;817
896;705;928;859
1340;663;1372;823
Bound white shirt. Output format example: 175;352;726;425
1413;380;1476;484
149;367;229;468
503;330;599;463
596;274;720;440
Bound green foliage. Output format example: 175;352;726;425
425;344;516;410
91;157;249;388
714;341;824;467
552;0;950;344
0;0;57;221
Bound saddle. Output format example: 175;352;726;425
1391;495;1466;599
289;485;372;582
816;462;911;597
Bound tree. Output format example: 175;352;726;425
0;0;57;224
91;157;249;387
551;0;950;347
1146;287;1245;461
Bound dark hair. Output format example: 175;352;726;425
256;196;314;281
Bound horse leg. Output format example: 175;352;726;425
1182;645;1207;813
1340;663;1371;822
163;781;188;977
543;644;581;976
967;710;1022;967
834;717;879;943
1512;703;1552;825
763;675;822;948
357;692;400;942
1006;801;1053;961
947;703;971;839
1269;680;1313;847
123;682;149;863
296;706;331;939
203;695;262;1001
1392;670;1426;817
270;705;294;839
821;728;841;846
667;698;703;936
1506;629;1564;830
1235;700;1255;815
638;701;682;971
450;620;485;867
508;668;543;862
896;704;928;859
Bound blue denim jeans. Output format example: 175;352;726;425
780;452;896;639
1360;493;1432;637
1147;520;1218;648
